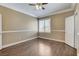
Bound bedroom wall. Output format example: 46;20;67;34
39;11;74;42
0;6;38;46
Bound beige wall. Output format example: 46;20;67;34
0;6;38;46
0;5;74;47
39;11;74;42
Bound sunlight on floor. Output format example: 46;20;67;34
39;43;52;56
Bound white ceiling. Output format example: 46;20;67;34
0;3;75;18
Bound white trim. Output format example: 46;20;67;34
38;36;65;43
0;14;2;50
0;4;37;18
39;30;65;33
52;30;65;32
0;35;2;50
2;37;37;49
39;4;76;18
0;30;36;33
0;3;76;18
39;9;74;18
53;9;74;15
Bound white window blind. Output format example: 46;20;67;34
39;18;51;32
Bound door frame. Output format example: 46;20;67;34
65;15;75;48
0;14;2;50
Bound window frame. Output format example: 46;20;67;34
39;18;51;33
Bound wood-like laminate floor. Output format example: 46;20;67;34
0;38;77;56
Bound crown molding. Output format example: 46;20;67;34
0;4;37;18
0;3;76;18
38;9;74;18
38;3;76;18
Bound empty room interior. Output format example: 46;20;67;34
0;3;79;56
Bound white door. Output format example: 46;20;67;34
0;14;2;50
75;12;79;52
65;15;75;48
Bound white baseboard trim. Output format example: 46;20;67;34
2;37;37;49
38;36;65;43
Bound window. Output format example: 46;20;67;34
39;20;44;32
39;18;51;32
